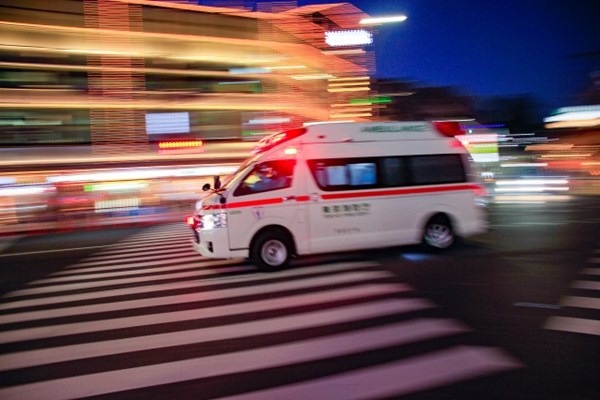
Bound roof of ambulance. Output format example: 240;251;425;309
299;121;449;142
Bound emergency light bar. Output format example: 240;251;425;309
253;127;307;154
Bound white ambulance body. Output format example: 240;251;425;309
188;121;488;270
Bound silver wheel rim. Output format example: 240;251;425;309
261;239;287;266
425;223;453;248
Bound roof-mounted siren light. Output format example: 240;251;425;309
432;121;465;137
253;127;307;153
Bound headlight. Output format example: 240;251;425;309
201;211;228;229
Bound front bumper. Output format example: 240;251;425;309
190;227;247;259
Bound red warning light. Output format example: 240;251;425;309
432;121;464;137
159;140;203;149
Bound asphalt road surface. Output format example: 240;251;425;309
0;197;598;399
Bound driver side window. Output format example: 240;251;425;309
234;159;295;196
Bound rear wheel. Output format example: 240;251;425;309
251;230;292;271
423;215;455;250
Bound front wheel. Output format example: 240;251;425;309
251;230;292;271
423;215;455;250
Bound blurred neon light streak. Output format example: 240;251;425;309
0;102;294;111
264;65;306;70
494;187;569;192
330;113;372;118
0;20;304;52
47;166;238;184
327;87;370;93
218;81;260;85
321;49;365;55
360;15;408;25
494;195;572;203
0;186;52;196
247;118;291;125
329;77;370;82
540;154;593;158
84;181;148;192
500;163;548;167
328;82;372;87
496;179;569;185
291;74;335;80
0;61;267;79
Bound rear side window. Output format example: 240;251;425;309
380;157;410;187
309;159;378;190
409;155;465;185
308;154;465;191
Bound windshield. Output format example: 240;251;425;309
219;154;262;190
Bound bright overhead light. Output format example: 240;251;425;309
325;30;373;47
360;15;408;25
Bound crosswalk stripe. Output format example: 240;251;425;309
74;244;193;262
111;235;188;246
2;261;244;298
0;260;375;300
0;319;471;400
216;346;522;400
544;316;600;336
116;235;188;243
88;237;188;252
0;270;399;325
62;252;201;271
0;262;383;310
50;252;199;276
120;229;187;238
35;256;207;283
560;296;600;310
0;299;438;371
0;284;411;344
570;280;600;290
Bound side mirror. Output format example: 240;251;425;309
202;183;211;191
214;175;221;189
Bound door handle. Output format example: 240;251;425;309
283;195;296;201
310;193;319;202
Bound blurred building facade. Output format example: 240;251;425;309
0;0;376;150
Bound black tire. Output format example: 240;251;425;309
422;215;455;250
251;230;292;271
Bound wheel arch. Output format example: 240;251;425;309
418;210;457;236
249;224;297;260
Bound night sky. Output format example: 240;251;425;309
295;0;600;115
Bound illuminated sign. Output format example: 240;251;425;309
325;30;373;47
145;112;190;135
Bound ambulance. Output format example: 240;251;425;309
187;121;488;271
